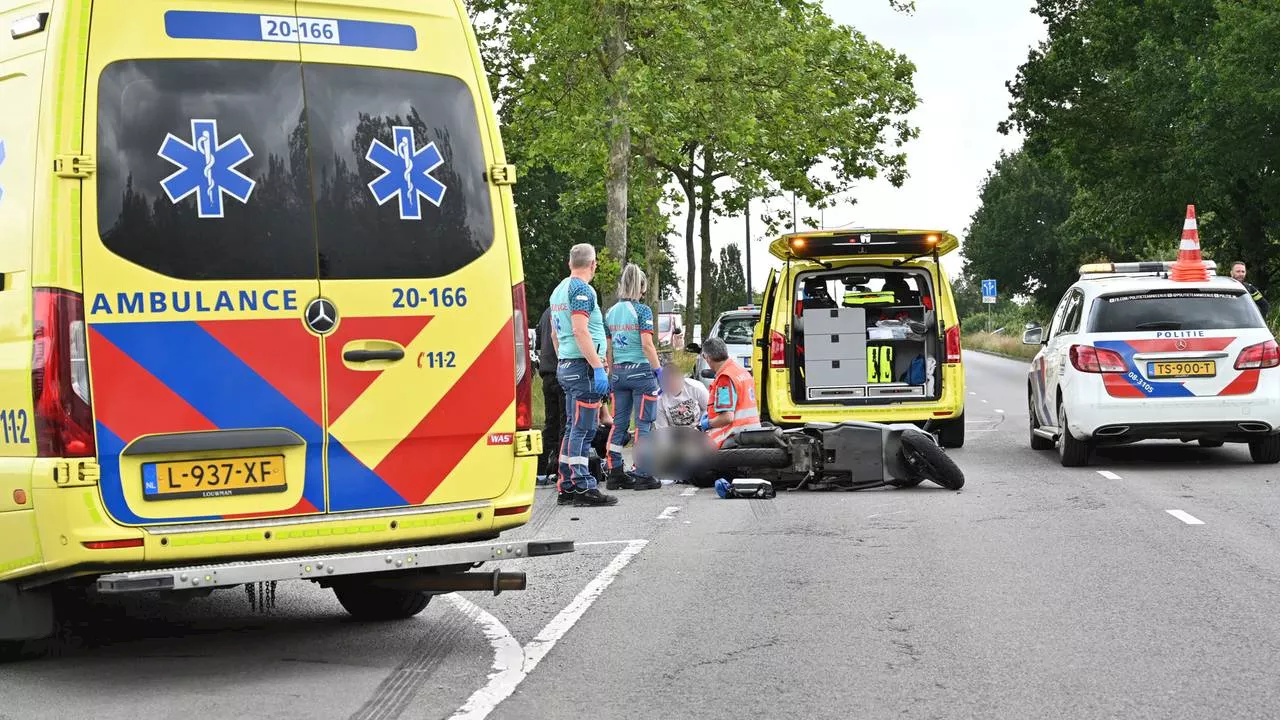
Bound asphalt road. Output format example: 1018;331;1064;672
4;350;1280;719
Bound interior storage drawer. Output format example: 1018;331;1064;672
805;332;866;361
803;307;866;335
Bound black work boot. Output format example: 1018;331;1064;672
573;488;620;507
605;466;636;491
629;473;662;491
557;488;576;505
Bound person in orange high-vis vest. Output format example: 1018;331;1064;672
698;337;761;448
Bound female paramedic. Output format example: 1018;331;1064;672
603;264;663;491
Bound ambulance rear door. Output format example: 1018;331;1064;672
296;0;519;512
83;1;327;526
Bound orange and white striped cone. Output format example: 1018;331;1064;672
1170;204;1211;282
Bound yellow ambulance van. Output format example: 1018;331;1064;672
0;0;569;651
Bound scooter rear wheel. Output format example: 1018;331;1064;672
900;429;965;490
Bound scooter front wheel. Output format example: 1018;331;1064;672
900;429;965;490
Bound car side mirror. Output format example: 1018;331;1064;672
685;342;701;354
700;369;715;379
1022;325;1044;346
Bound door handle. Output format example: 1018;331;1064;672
344;349;405;363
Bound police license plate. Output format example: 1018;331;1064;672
142;455;286;501
1148;360;1216;378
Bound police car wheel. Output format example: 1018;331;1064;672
1057;406;1091;467
333;584;431;621
1248;435;1280;464
1029;392;1054;450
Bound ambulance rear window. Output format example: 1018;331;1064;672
304;65;494;280
1089;290;1265;332
96;60;317;280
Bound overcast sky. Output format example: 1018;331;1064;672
664;0;1047;292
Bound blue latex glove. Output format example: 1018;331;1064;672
653;367;662;384
592;366;610;395
697;414;711;432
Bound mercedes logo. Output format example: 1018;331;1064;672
304;298;338;335
1175;339;1188;351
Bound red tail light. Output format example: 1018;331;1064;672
1235;339;1280;370
769;330;787;369
944;325;961;364
32;289;95;457
1069;344;1128;373
512;283;533;430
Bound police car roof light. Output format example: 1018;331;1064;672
1078;260;1217;277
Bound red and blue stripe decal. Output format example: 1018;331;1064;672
1094;338;1253;398
89;317;518;524
90;320;330;524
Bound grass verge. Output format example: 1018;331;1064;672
963;331;1039;361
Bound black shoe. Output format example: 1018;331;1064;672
557;491;576;506
605;468;636;491
629;473;662;491
573;489;619;507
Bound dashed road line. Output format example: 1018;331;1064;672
448;540;649;720
656;506;683;520
576;539;646;547
981;399;989;404
994;409;1005;414
1166;510;1205;525
680;488;698;497
1097;470;1122;480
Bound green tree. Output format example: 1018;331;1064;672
1003;0;1280;294
962;150;1082;309
706;243;749;318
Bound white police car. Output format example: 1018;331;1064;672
1024;262;1280;466
689;307;761;386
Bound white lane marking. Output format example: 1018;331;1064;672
1167;509;1205;525
576;539;646;546
981;399;989;403
867;510;908;519
449;540;648;720
680;487;698;497
1097;470;1122;480
446;595;524;719
969;392;977;396
656;506;682;520
994;409;1005;414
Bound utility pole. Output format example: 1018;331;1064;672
744;199;753;306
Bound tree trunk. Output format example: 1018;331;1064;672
682;179;698;345
603;0;630;295
681;147;699;346
698;150;717;336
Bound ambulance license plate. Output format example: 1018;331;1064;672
142;455;286;501
1148;360;1216;378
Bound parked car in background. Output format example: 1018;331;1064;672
688;308;762;387
658;313;684;348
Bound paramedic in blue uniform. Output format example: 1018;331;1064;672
550;244;618;507
603;264;663;491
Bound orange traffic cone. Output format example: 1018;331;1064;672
1170;204;1210;282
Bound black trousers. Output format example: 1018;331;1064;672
540;373;564;475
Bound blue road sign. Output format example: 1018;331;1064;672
981;279;998;304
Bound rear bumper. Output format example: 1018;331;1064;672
1065;379;1280;441
8;455;540;586
95;537;574;594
